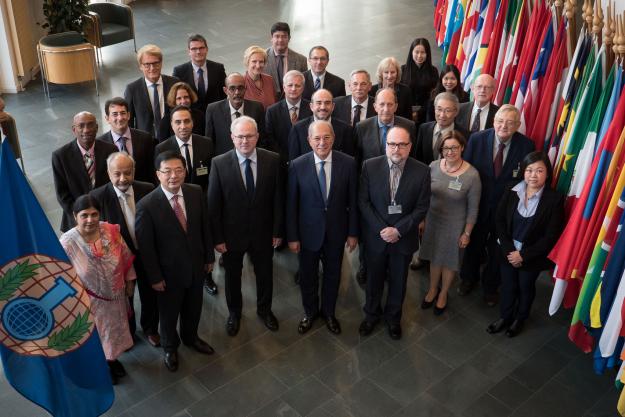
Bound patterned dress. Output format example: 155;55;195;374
60;222;135;360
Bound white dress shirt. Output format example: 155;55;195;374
144;76;165;117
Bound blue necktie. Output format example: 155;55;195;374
197;68;206;101
152;83;161;134
314;77;321;90
244;158;255;199
380;124;389;149
318;160;327;206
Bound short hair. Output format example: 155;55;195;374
104;97;129;116
225;72;244;86
374;87;397;103
170;105;192;121
283;69;304;84
155;150;186;170
376;57;402;85
136;44;162;65
311;88;334;102
433;91;459;108
438;130;467;155
496;104;521;120
308;45;329;59
308;120;335;137
349;69;371;83
521;151;553;187
106;152;136;169
167;82;198;108
243;46;267;67
231;115;258;133
72;194;100;215
387;126;410;141
187;34;207;48
271;22;291;36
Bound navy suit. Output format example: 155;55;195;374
288;116;355;161
332;95;376;126
204;98;265;156
97;128;156;184
302;70;346;101
286;151;358;317
172;60;227;112
265;98;312;168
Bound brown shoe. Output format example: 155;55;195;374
146;333;161;347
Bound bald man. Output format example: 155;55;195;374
455;74;499;134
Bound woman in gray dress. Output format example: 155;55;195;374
419;131;481;315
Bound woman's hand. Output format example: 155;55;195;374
458;233;470;249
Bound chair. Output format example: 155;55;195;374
1;114;26;173
37;31;99;98
83;2;136;63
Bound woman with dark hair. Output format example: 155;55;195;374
426;64;469;121
369;57;413;120
165;82;205;135
400;38;439;124
60;195;136;384
487;151;565;337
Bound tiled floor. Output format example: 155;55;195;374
1;0;620;416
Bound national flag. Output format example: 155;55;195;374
457;0;483;76
469;0;499;81
461;0;489;86
494;0;528;104
481;0;510;76
442;0;468;66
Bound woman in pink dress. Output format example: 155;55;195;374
60;195;136;385
243;45;276;110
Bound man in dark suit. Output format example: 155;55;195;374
455;74;499;134
333;69;375;126
458;105;535;305
358;126;431;340
415;92;469;165
172;34;227;114
90;152;159;347
205;72;265;156
135;151;215;372
98;97;156;184
264;22;308;99
288;89;354;160
124;44;179;142
302;46;346;101
52;111;118;232
287;120;358;335
207;116;284;337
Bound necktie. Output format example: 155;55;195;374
390;163;401;203
380;124;389;149
276;55;285;90
234;111;241;119
318;160;327;206
471;108;482;133
118;136;128;153
84;152;95;187
152;83;161;134
197;68;206;101
314;77;321;90
244;158;255;199
352;104;362;127
433;130;443;159
494;142;505;177
172;195;187;232
182;143;192;177
290;106;298;124
120;192;137;247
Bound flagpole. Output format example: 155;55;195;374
566;0;578;51
604;1;615;69
592;0;603;45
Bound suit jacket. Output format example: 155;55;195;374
332;95;376;126
302;70;346;101
265;98;312;166
354;115;417;168
455;101;499;132
207;148;284;251
496;185;565;271
89;181;154;254
464;129;535;222
172;60;227;111
414;122;470;165
370;83;413;120
124;75;179;141
52;139;118;232
264;47;308;95
135;183;214;288
155;134;214;192
204;98;265;156
286;151;358;252
358;156;431;255
288;116;355;161
97;128;156;184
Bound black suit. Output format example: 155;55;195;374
332;95;376;126
207;148;284;317
455;101;499;133
124;75;180;141
354;116;417;168
302;70;346;101
358;156;430;325
265;99;312;168
135;184;214;352
97;128;156;184
155;134;214;192
204;98;266;156
89;181;158;336
52;139;118;232
414;122;470;165
288;117;355;161
370;83;413;120
172;60;227;112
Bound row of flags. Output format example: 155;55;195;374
436;0;625;414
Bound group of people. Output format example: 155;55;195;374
49;22;565;382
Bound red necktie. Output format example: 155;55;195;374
494;142;505;178
172;195;187;232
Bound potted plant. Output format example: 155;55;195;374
41;0;88;34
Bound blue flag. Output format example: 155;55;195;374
0;139;114;416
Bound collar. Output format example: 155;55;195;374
111;127;131;142
191;61;207;72
495;134;512;147
314;116;331;123
236;148;258;164
312;72;326;81
512;180;545;200
285;99;302;109
351;95;369;108
176;136;193;147
77;140;95;155
434;123;454;136
161;185;183;201
474;102;490;112
229;101;244;115
377;117;394;128
313;151;332;164
387;158;406;170
113;184;134;199
144;75;163;88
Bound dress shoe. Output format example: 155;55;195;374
505;320;524;337
204;274;218;295
486;318;508;334
146;333;161;347
421;292;438;309
218;255;224;267
107;360;126;378
356;267;367;288
258;311;279;331
186;338;215;354
484;293;499;307
164;351;178;372
358;320;376;336
226;315;240;336
457;280;475;296
297;315;317;334
387;323;402;340
325;316;341;334
108;367;119;385
433;301;447;316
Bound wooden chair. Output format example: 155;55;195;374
1;114;25;173
83;2;136;64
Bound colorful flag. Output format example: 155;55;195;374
494;0;528;104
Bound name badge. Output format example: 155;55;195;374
388;204;402;215
196;166;208;176
448;178;462;191
512;163;520;178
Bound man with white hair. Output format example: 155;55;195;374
455;74;499;134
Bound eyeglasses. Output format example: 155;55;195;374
310;136;333;142
227;85;245;92
494;119;519;127
309;57;328;62
158;168;185;176
442;145;461;153
73;122;97;129
109;111;128;118
233;134;257;141
141;61;162;68
189;47;207;52
474;85;494;91
435;107;456;115
386;142;410;150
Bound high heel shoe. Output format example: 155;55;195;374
421;292;438;309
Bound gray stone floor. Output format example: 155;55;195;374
0;0;620;415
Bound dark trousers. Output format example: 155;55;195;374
364;248;411;325
499;262;541;321
128;255;159;336
299;242;344;318
358;243;366;272
460;219;501;295
157;279;203;352
223;245;274;317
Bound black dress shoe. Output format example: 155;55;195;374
505;320;524;337
421;292;438;309
387;323;402;340
204;274;218;295
109;359;127;377
486;318;508;334
325;316;341;334
297;315;317;334
226;315;240;337
164;351;178;372
186;338;215;354
359;320;376;336
108;367;119;385
356;267;367;288
259;311;279;331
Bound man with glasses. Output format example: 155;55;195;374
455;74;499;133
358;126;430;340
264;22;308;100
124;44;180;142
458;105;535;305
302;46;346;101
207;116;284;337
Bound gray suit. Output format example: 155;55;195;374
264;47;308;96
354;116;417;168
455;101;499;132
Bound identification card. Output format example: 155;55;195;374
196;166;208;176
388;204;402;214
448;179;462;191
512;163;520;178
